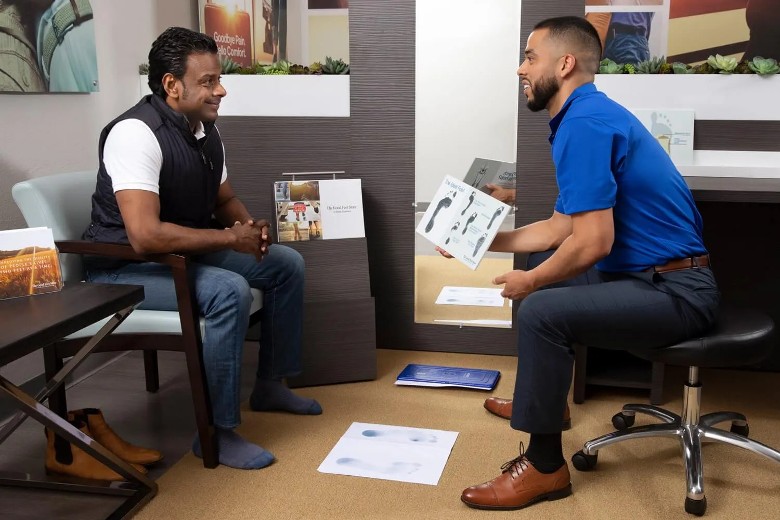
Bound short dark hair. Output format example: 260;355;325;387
533;16;602;74
147;27;218;98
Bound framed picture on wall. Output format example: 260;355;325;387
0;0;98;93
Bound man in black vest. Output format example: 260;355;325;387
83;27;321;470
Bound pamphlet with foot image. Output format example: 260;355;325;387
416;175;510;270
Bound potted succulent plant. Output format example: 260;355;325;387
594;54;780;121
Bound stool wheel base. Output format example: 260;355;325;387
571;450;598;471
612;412;635;430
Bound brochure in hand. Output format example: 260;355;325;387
416;175;510;270
461;158;516;194
395;363;500;390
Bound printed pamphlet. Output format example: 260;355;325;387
274;178;365;242
0;227;63;301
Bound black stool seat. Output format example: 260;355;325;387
631;306;775;368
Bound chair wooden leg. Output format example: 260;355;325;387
573;344;587;404
43;346;68;417
143;351;160;393
183;345;218;468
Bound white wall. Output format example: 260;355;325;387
415;0;521;202
0;0;197;234
0;0;197;385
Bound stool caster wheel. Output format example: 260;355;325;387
685;496;707;516
612;412;635;430
730;423;749;437
571;450;598;471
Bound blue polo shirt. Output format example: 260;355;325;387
550;83;706;272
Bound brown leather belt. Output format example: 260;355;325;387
649;255;710;274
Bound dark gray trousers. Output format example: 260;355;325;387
510;251;720;433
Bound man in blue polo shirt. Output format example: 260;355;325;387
458;16;719;510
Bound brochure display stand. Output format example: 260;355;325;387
269;172;376;388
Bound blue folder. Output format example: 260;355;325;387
395;364;500;390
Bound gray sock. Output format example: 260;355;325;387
192;428;275;470
249;379;323;415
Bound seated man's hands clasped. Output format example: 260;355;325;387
227;219;272;261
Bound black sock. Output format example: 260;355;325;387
524;432;565;474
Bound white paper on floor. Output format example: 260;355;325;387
435;286;505;307
318;422;459;485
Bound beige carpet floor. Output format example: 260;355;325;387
135;349;780;520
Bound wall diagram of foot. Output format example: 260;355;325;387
424;191;456;233
461;191;476;215
461;212;478;234
472;233;488;257
487;206;504;229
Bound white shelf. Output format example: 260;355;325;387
594;74;780;121
139;75;349;117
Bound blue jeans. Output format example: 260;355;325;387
85;244;305;429
603;33;650;64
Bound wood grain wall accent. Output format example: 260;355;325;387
695;121;780;151
217;117;351;216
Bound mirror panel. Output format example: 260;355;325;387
414;0;522;328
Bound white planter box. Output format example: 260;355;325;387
594;74;779;121
139;75;349;117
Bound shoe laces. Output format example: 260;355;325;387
500;442;529;479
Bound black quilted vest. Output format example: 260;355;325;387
83;94;224;249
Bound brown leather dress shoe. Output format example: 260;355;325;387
45;419;148;481
461;454;572;510
69;408;163;465
484;398;572;430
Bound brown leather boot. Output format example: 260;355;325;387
484;398;572;431
68;408;163;465
45;419;147;481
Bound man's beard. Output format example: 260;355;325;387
526;75;559;112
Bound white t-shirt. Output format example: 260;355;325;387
103;118;228;194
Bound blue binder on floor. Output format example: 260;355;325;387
395;364;500;390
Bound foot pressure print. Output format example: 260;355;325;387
462;212;478;234
445;221;460;244
461;191;476;215
487;206;504;229
425;191;456;233
472;233;488;257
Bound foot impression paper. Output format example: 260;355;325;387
318;422;458;485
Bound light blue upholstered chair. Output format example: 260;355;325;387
12;171;262;468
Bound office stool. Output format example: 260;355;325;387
571;306;780;516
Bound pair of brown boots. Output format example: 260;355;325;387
45;408;163;481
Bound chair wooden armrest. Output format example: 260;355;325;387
55;240;187;268
55;239;200;339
